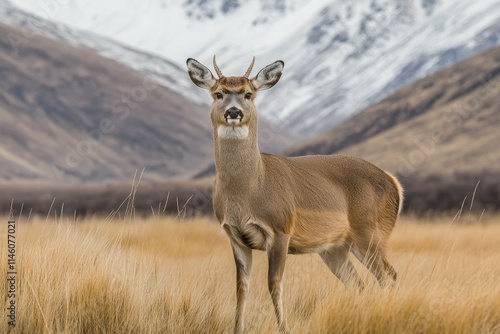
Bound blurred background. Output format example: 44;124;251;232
1;0;499;217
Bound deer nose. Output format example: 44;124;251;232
224;107;243;119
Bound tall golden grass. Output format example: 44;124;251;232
1;213;500;333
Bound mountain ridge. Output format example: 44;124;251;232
0;21;297;183
285;45;500;213
0;22;214;183
5;0;500;135
286;45;500;176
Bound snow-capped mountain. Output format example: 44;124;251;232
3;0;500;135
0;1;208;107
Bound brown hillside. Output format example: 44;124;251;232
0;23;216;183
286;46;500;175
286;46;500;213
0;22;297;184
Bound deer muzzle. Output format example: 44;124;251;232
225;107;243;124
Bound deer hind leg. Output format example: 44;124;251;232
319;244;364;291
351;234;396;287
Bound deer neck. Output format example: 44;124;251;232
213;121;263;191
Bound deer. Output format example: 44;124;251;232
186;56;403;333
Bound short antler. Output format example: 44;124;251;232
243;57;255;78
213;55;224;78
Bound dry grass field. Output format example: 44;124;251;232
1;213;500;333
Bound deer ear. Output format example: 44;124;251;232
186;58;216;90
251;60;284;91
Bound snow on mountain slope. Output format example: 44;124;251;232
4;0;500;135
0;1;208;106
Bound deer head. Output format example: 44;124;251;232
186;56;284;139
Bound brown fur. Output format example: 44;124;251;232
186;57;403;334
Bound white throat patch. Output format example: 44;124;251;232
217;125;249;139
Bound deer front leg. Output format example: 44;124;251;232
267;233;291;333
232;242;253;334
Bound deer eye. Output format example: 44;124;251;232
215;92;223;100
244;92;252;100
